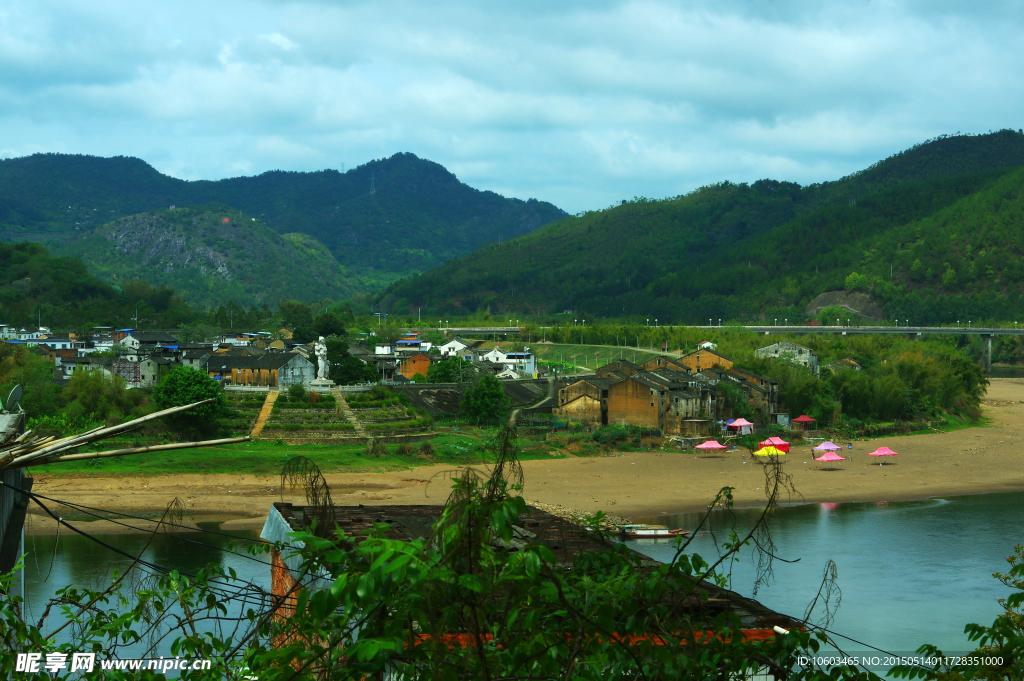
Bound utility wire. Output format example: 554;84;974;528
4;485;279;569
10;485;267;543
11;485;272;608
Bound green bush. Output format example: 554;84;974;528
288;383;306;399
152;366;224;429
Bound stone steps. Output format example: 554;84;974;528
332;387;367;436
250;390;280;438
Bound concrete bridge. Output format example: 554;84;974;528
411;326;521;335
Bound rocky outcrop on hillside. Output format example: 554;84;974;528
105;213;234;279
804;291;883;319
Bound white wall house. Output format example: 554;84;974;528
439;337;472;357
754;340;819;374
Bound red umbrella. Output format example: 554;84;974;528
792;414;816;430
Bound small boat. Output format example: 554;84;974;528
617;524;690;539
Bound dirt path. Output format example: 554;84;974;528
26;379;1024;533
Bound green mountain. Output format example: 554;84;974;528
49;206;363;308
380;131;1024;325
0;241;195;330
0;151;566;289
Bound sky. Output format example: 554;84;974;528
1;0;1022;213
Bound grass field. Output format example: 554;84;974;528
529;343;664;371
33;427;571;476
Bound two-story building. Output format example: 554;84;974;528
754;340;819;374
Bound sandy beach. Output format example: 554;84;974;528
25;378;1024;535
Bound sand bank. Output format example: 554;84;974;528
25;379;1024;535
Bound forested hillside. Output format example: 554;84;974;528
50;206;363;307
0;151;566;285
0;242;195;330
382;131;1024;324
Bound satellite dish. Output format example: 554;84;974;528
5;384;23;412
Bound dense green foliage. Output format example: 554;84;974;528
0;241;195;329
0;151;566;293
293;312;350;344
324;336;379;385
152;366;225;429
61;370;145;425
383;131;1024;324
427;356;481;383
460;374;510;423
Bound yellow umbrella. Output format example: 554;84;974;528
754;445;786;457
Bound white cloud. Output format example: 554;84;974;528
0;0;1022;212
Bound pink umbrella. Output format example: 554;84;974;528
813;441;842;451
814;451;847;461
814;449;847;471
758;436;790;452
728;418;754;435
696;440;727;457
867;446;899;465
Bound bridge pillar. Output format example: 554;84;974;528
982;334;993;375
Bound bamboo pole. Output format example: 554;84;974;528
1;398;218;469
21;436;251;466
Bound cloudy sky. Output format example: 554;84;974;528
1;1;1021;212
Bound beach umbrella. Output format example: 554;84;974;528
867;446;899;465
758;436;790;453
813;441;842;452
792;414;816;430
728;417;754;435
814;450;847;471
754;445;785;457
696;439;727;457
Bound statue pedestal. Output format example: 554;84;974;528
308;378;336;393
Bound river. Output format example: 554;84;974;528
629;491;1022;661
21;491;1022;673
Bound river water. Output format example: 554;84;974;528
629;491;1022;659
21;491;1022;672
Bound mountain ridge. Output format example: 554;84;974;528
381;130;1024;324
0;151;567;286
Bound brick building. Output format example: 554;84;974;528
399;353;432;380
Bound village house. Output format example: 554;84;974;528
555;359;715;435
399;353;432;380
596;359;643;377
15;327;51;341
754;340;819;374
676;348;734;373
206;352;315;388
640;356;689;373
438;336;483;357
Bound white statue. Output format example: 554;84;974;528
314;336;330;380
